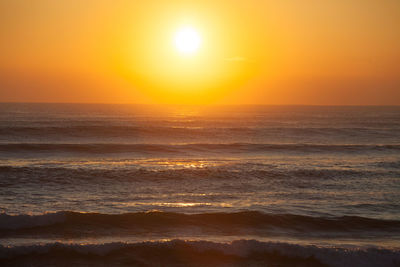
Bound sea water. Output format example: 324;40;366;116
0;103;399;266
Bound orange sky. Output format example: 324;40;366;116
1;0;399;105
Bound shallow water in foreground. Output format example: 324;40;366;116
0;104;399;266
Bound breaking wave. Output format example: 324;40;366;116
0;239;399;267
1;211;399;236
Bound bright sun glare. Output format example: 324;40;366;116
174;27;201;54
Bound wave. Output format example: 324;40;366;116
0;164;392;186
0;239;399;267
1;125;399;136
1;143;400;155
1;211;399;236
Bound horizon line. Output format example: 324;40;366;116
1;101;399;107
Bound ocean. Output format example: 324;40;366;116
0;103;399;266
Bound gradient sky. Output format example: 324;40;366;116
1;0;399;104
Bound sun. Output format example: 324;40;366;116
174;26;202;54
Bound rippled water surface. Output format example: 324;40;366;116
0;104;399;266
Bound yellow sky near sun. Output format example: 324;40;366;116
0;0;399;104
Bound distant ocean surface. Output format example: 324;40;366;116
0;103;399;266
